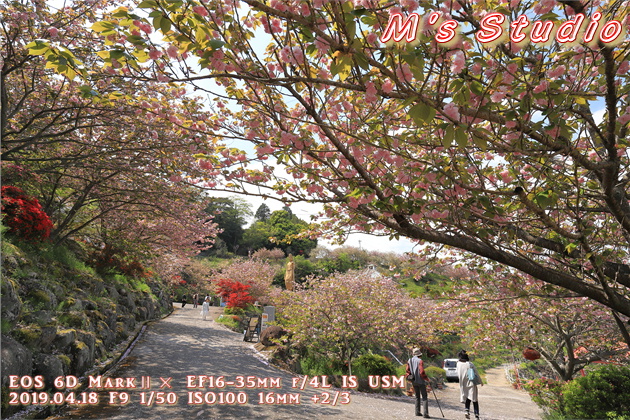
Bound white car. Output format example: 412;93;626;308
443;358;459;382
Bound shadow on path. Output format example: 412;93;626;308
49;304;540;420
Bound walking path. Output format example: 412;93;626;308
50;304;541;420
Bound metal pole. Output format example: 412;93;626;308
385;350;403;365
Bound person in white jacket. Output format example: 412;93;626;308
201;296;210;320
456;350;482;420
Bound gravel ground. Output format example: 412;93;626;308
50;304;542;420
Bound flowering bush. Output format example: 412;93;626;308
523;377;566;417
209;259;277;305
1;186;53;241
215;279;254;309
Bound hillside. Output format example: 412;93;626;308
1;238;172;418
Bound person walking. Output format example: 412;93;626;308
406;347;431;418
192;293;199;308
457;350;482;420
201;296;210;320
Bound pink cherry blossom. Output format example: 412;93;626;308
192;5;209;16
442;102;460;121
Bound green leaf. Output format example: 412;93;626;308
442;126;455;148
333;54;353;81
126;35;147;45
409;103;434;126
160;17;172;34
532;190;558;209
341;1;354;14
209;39;225;50
110;49;125;60
472;134;488;151
479;195;492;209
565;243;578;254
112;8;131;18
299;26;315;42
353;51;369;70
348;188;363;198
455;127;467;147
92;21;116;32
360;14;377;26
26;40;50;56
137;0;158;8
410;61;425;81
132;49;149;63
152;15;163;32
345;19;357;40
470;80;484;96
395;96;417;113
78;85;99;98
351;8;368;16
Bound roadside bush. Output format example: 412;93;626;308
563;364;630;419
523;377;566;418
425;366;447;388
299;353;343;376
354;353;397;377
224;306;245;316
217;314;240;331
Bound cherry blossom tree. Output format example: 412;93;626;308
30;0;630;330
1;0;218;260
275;270;440;374
439;265;627;380
208;257;279;303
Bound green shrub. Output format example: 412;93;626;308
42;245;95;275
426;366;447;385
354;353;397;377
216;314;240;331
224;306;245;316
299;353;343;376
563;364;630;419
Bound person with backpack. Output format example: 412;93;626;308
406;347;431;418
457;350;482;420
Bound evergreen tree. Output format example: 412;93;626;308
254;203;271;222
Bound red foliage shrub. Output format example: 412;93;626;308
1;186;53;241
215;279;254;309
89;244;147;278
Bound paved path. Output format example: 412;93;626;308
50;304;541;420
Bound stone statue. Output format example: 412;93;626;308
284;254;295;291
